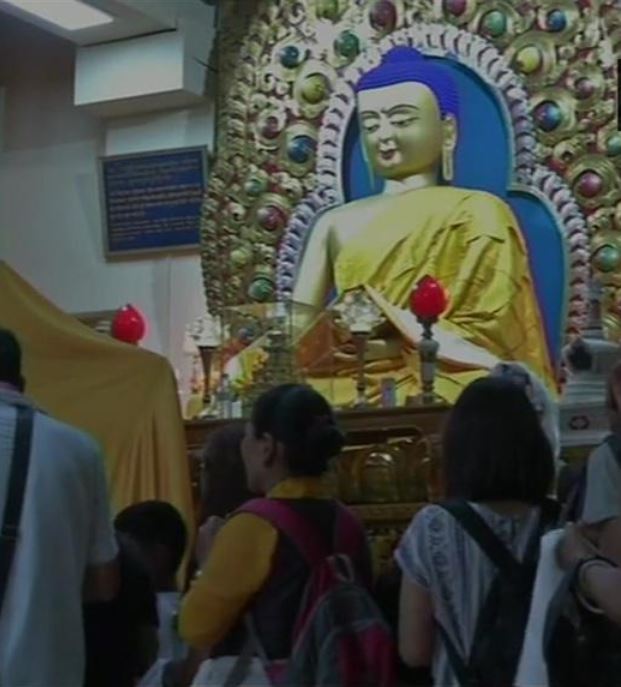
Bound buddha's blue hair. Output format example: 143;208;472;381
355;46;459;119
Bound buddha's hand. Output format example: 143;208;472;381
334;337;403;362
365;286;499;369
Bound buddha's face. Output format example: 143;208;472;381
357;81;455;181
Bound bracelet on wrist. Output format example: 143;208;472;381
575;556;616;614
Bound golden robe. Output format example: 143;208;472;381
299;186;554;405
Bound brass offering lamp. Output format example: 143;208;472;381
228;300;304;415
187;312;226;416
408;276;449;405
262;301;296;386
334;288;385;408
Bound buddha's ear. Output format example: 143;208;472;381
442;114;458;149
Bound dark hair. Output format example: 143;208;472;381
114;501;187;575
251;384;345;476
201;423;254;518
0;329;23;389
443;377;554;504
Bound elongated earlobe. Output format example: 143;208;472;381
442;115;457;183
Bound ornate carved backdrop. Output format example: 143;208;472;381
201;0;620;338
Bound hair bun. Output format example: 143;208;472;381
306;423;345;460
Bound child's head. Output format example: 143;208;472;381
201;422;254;519
115;501;187;591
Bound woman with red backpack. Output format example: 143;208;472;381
167;384;394;687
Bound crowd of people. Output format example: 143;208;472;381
0;325;620;687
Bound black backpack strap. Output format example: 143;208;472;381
436;622;475;687
439;501;522;578
0;406;34;613
438;501;553;687
440;500;557;572
523;499;560;564
437;502;523;686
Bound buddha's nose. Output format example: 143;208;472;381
377;120;393;141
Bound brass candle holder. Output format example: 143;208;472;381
417;316;440;406
187;313;226;416
407;276;449;407
197;344;217;409
334;288;384;408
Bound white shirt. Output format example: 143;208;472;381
515;529;565;687
0;390;118;687
156;591;185;661
396;503;541;687
137;593;186;687
583;439;621;524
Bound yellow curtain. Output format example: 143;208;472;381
0;261;194;532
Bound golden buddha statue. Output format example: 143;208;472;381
291;47;554;405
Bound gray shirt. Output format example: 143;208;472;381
0;389;117;686
583;439;621;524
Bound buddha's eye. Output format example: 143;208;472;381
362;121;380;134
390;116;417;127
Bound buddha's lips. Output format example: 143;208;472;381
379;149;398;161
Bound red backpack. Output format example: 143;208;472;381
239;498;396;687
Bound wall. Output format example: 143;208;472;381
0;14;213;401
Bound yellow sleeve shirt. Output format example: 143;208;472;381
179;513;277;649
179;477;328;649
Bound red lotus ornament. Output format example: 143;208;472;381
111;304;146;345
409;276;449;320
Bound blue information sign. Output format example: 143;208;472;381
100;147;207;257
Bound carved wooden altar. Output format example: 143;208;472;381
185;404;448;571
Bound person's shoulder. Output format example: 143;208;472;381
35;412;101;460
406;503;452;535
396;504;452;578
416;502;450;519
221;509;277;538
202;509;278;560
590;436;621;471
